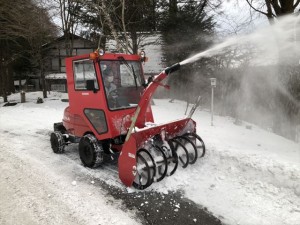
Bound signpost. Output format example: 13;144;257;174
210;78;216;126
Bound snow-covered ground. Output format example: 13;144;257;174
0;91;299;225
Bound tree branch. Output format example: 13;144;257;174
293;0;300;9
245;0;269;16
270;0;282;15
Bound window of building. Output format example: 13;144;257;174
60;58;66;72
51;58;59;71
51;84;66;92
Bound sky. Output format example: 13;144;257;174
217;1;269;35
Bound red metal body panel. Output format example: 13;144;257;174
64;53;154;143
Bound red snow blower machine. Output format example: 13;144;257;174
50;49;205;189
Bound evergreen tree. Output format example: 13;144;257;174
159;0;216;100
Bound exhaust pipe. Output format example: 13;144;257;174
164;63;180;74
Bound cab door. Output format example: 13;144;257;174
66;55;109;138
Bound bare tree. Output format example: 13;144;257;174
244;0;300;23
79;0;159;54
50;0;81;56
0;0;57;101
96;0;123;51
0;0;33;101
26;5;57;98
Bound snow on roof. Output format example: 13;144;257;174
46;73;67;80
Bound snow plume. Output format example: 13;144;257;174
177;15;300;141
180;14;300;66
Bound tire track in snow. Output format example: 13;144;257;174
0;130;142;225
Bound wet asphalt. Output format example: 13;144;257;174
66;145;224;225
94;178;223;225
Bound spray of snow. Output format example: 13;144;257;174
180;15;300;66
176;15;300;140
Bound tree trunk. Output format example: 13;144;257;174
41;63;47;98
101;1;122;52
2;69;8;102
8;66;14;93
42;75;47;98
131;31;138;54
121;0;129;53
3;66;9;102
169;0;178;17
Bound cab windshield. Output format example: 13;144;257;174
100;60;145;110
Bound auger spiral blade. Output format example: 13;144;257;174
132;150;153;190
183;133;206;158
168;139;189;168
173;135;198;164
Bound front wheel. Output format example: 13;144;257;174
79;134;103;168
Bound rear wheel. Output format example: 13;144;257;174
50;131;65;153
79;134;103;168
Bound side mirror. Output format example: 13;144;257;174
86;80;98;93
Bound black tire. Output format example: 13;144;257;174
50;131;65;153
79;134;103;168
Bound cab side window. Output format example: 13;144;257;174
74;60;99;90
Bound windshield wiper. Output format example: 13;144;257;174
118;56;138;89
131;64;138;90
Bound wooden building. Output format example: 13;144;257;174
44;34;96;92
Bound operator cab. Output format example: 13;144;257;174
80;50;148;111
100;58;144;110
64;50;151;140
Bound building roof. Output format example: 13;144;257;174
42;33;96;48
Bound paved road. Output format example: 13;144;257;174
106;183;223;225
